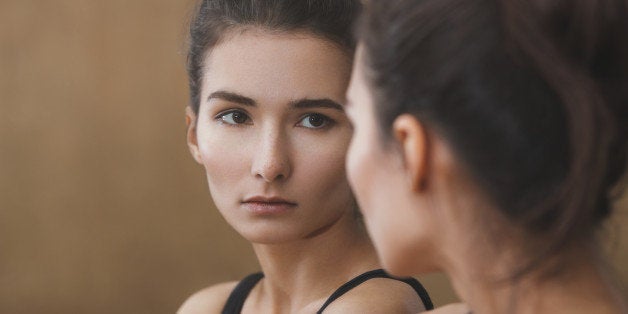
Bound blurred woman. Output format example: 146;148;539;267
346;0;628;313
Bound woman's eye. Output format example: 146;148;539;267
217;110;250;125
298;113;331;129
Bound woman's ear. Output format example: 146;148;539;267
392;114;429;191
185;107;203;164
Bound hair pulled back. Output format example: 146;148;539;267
186;0;361;114
359;0;628;273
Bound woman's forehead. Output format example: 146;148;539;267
201;30;352;106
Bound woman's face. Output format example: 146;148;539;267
345;46;431;275
188;30;354;244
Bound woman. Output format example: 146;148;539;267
177;0;433;313
346;0;627;313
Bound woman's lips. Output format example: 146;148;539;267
241;201;297;215
241;196;297;215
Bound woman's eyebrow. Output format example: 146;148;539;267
207;90;257;107
290;98;345;112
207;91;343;112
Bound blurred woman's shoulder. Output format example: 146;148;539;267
177;281;238;314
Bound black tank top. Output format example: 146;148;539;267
221;269;434;313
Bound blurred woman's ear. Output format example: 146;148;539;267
392;114;429;192
185;106;203;164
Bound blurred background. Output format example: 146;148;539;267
1;0;626;313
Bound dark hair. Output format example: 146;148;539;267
359;0;627;274
186;0;361;114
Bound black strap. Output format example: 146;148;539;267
222;269;433;314
316;269;434;313
221;272;264;314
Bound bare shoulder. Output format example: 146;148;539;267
424;303;470;314
177;281;238;314
324;277;428;314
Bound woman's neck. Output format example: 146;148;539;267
444;244;626;314
248;212;380;312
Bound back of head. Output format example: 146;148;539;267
186;0;362;114
359;0;628;275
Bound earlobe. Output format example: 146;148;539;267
185;107;203;164
392;114;429;191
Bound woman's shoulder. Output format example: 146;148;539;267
177;281;239;314
424;303;470;314
323;277;428;313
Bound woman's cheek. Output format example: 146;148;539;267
198;132;245;185
346;134;372;207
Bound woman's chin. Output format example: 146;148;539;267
237;227;303;245
379;250;438;278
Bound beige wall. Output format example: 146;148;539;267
0;1;626;313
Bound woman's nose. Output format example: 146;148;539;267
251;130;292;182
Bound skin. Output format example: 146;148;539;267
346;44;627;314
179;30;424;314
